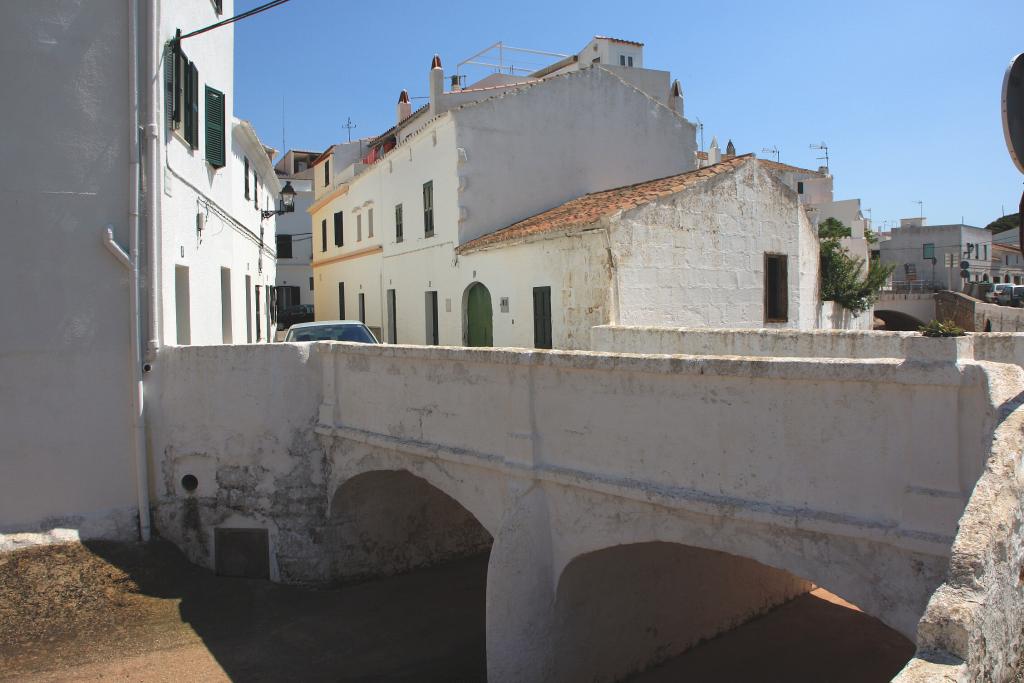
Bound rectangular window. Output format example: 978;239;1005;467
175;265;191;345
387;289;397;343
220;267;232;344
425;291;439;345
357;213;362;241
395;203;404;243
797;181;804;194
368;208;374;238
169;44;198;148
309;276;314;291
321;219;327;252
255;285;262;342
276;234;293;259
184;63;199;149
764;254;789;323
423;181;434;237
244;157;250;199
533;286;552;349
324;159;330;187
253;169;258;209
333;211;344;246
204;86;226;167
338;282;345;319
923;243;935;259
358;293;366;324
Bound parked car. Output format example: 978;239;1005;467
998;285;1024;306
283;320;379;343
277;303;314;329
988;283;1013;303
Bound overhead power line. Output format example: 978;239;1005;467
178;0;292;42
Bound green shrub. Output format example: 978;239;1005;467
919;320;966;337
820;237;894;315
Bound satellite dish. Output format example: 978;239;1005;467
1002;53;1024;174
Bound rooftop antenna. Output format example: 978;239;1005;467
809;141;829;171
695;118;705;151
865;208;873;225
343;117;357;143
761;145;780;162
914;200;924;218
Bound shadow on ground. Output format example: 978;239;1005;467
1;540;488;682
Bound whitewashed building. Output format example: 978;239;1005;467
274;150;318;313
879;220;992;289
1;0;284;542
309;37;699;346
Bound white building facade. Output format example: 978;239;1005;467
274;150;318;314
0;0;280;542
879;220;992;289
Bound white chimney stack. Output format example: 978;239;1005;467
668;79;683;114
429;54;444;116
397;89;411;124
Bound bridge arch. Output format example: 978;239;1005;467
874;309;926;331
325;469;493;582
549;540;914;682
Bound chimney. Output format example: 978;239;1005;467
668;79;683;114
429;54;445;116
397;89;411;124
724;139;736;160
450;74;462;92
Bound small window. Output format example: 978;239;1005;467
368;208;374;238
309;276;314;291
395;203;404;243
533;286;552;349
276;234;292;259
357;214;362;241
797;181;804;194
169;45;199;150
333;211;343;246
338;282;345;319
253;169;258;209
321;219;327;252
764;254;788;323
358;293;366;324
387;289;397;344
324;159;330;187
923;243;935;260
423;181;434;237
244;158;250;198
296;161;307;172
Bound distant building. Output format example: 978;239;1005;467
879;220;992;289
274;150;318;313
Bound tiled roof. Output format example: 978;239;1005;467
456;155;755;254
758;159;824;176
594;35;644;47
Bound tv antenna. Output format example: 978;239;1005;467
343;116;357;143
695;118;705;151
761;145;780;162
809;141;829;171
914;200;923;218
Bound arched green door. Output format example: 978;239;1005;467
465;283;493;347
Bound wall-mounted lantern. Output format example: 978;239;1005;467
261;181;296;220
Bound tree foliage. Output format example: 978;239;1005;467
986;213;1020;234
819;237;894;315
863;226;879;244
818;217;851;239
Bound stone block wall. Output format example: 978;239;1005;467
935;290;1024;332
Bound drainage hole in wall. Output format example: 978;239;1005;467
181;474;199;493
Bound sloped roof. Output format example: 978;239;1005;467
758;159;824;176
456;155;755;254
594;35;644;47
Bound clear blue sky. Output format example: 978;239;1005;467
233;0;1023;229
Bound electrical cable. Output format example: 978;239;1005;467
178;0;291;42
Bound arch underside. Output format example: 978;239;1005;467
874;309;926;331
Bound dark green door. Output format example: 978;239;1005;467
466;283;493;347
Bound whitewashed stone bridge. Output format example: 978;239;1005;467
150;329;1024;682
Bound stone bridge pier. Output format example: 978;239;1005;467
150;339;1024;682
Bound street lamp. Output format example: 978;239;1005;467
262;181;296;220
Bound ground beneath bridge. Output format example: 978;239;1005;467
0;541;913;682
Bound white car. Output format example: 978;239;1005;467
988;283;1013;303
283;320;379;343
997;285;1024;306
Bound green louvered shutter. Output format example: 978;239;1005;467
205;86;225;168
185;62;199;149
164;46;176;129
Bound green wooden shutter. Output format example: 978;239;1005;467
184;62;199;149
164;45;176;128
205;86;225;168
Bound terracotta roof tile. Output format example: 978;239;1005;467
457;155;755;254
758;159;824;176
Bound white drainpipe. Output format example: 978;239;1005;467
127;0;151;541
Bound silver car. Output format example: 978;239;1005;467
283;320;379;343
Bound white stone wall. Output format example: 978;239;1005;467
611;162;820;329
0;1;138;540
